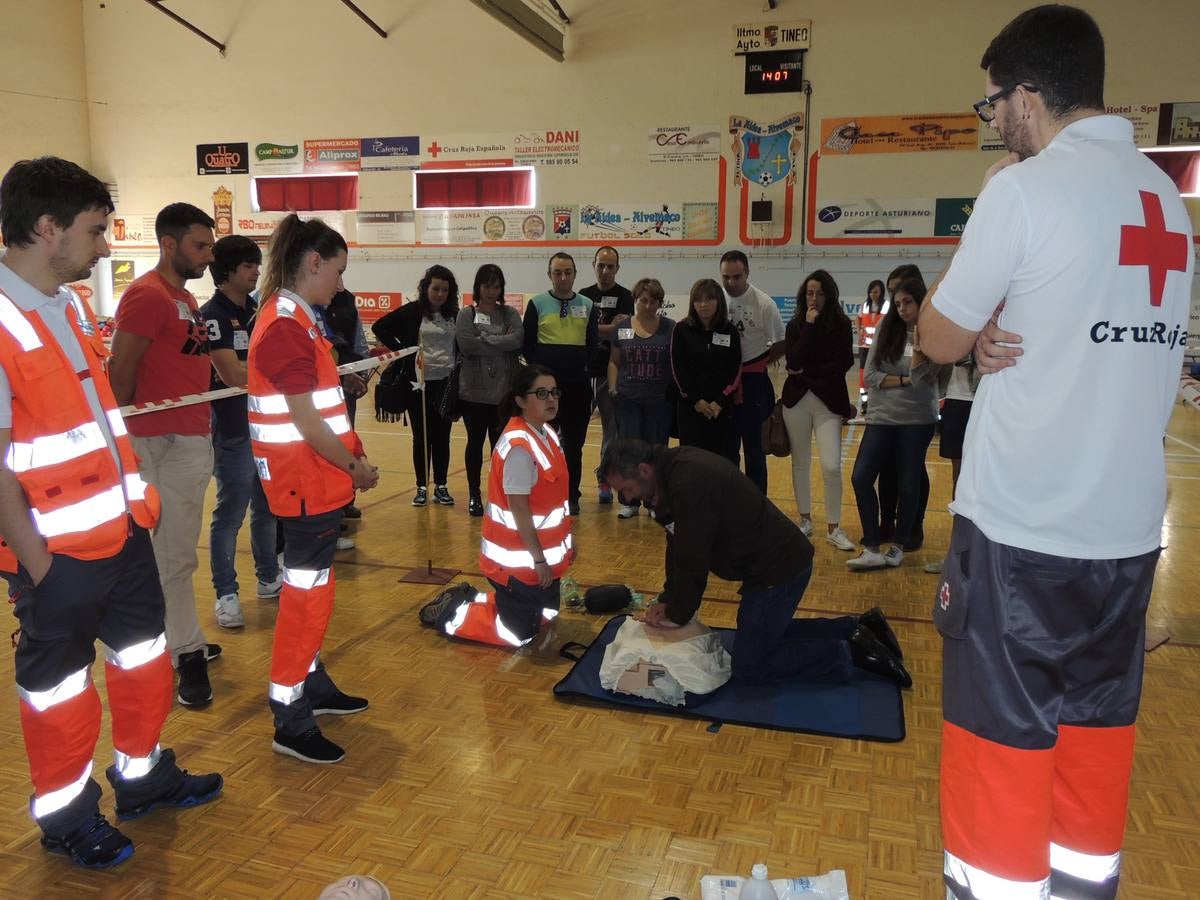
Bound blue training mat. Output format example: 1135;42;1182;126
553;615;906;742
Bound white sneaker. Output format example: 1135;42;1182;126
335;536;356;551
256;574;284;598
617;504;640;519
215;593;244;629
884;546;904;567
847;549;887;571
798;518;814;537
825;527;856;551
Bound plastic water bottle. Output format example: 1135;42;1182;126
738;864;779;900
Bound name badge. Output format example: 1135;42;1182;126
618;327;634;340
475;311;492;327
902;344;913;358
601;296;617;309
712;332;731;347
175;299;192;320
570;305;588;318
233;330;249;351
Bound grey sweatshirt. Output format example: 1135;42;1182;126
863;331;946;425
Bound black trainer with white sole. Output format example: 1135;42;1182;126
312;691;369;716
272;727;345;764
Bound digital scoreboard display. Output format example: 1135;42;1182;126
744;49;805;94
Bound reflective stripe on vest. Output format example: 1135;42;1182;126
105;408;128;438
250;414;350;444
442;592;530;647
31;762;92;819
5;422;108;473
494;430;553;468
542;608;559;621
17;666;91;712
944;851;1048;899
103;633;167;670
247;385;345;416
31;484;125;538
480;533;572;570
112;745;161;780
1050;843;1120;884
0;291;43;351
486;501;569;531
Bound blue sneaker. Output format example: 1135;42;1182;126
598;485;613;504
107;749;223;821
41;812;134;869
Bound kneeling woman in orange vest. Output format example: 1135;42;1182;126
420;364;573;646
248;214;380;764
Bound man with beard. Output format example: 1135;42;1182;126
0;157;222;869
111;203;218;708
917;7;1194;898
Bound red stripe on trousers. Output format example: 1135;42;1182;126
270;576;336;686
106;654;173;759
20;686;102;797
1052;723;1135;856
941;721;1055;881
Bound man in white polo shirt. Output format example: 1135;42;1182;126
918;7;1194;899
718;250;785;493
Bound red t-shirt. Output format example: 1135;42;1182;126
255;319;319;393
115;270;212;437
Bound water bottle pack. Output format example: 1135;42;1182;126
699;867;850;900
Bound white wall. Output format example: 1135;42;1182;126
0;0;91;173
48;0;1200;317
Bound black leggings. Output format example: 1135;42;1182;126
461;400;502;497
407;378;453;486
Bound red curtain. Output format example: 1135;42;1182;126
255;176;359;212
415;169;533;209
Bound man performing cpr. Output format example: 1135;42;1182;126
599;438;910;687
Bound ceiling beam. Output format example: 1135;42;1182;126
469;0;565;63
144;1;226;56
338;0;388;39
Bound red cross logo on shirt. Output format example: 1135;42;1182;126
428;142;442;157
1119;190;1188;307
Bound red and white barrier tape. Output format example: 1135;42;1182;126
119;346;418;418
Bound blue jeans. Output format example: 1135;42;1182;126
615;392;672;446
725;369;774;493
851;423;936;548
210;433;278;598
732;565;854;684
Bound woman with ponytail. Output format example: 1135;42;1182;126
247;214;379;765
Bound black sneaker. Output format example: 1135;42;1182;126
468;495;484;517
568;500;580;516
108;749;224;820
177;649;212;707
433;485;455;506
411;486;427;507
272;727;345;764
312;691;369;716
342;503;362;519
41;812;133;869
204;643;222;661
419;582;476;629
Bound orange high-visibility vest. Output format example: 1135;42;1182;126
858;310;884;349
0;288;159;572
246;292;358;518
479;417;572;587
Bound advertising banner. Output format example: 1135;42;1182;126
513;129;580;167
196;142;248;176
649;125;721;163
578;203;685;241
249;139;303;175
212;186;234;237
812;199;936;240
821;114;978;155
235;211;345;242
549;204;578;240
356;211;415;244
304;138;361;173
730;113;804;186
360;136;421;171
732;20;811;53
1159;101;1200;145
421;134;514;169
352;291;402;326
109;214;157;246
111;260;136;301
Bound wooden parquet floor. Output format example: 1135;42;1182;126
3;380;1199;899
